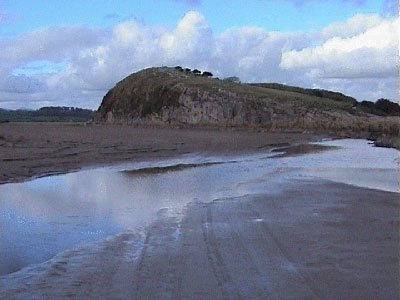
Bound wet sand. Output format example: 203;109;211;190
0;122;322;184
0;123;399;299
1;180;398;299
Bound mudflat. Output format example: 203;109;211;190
0;122;398;300
0;122;322;183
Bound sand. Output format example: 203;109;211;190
0;123;398;299
1;180;398;299
0;122;322;184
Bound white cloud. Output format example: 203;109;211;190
0;12;398;110
280;17;398;79
209;27;312;83
320;13;384;40
160;11;213;62
0;26;104;71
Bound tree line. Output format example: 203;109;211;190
0;106;94;122
358;99;400;116
175;66;213;77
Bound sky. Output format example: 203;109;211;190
0;0;398;109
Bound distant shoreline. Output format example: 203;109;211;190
0;106;94;123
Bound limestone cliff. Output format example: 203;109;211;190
96;67;399;137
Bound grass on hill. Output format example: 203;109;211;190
173;70;356;113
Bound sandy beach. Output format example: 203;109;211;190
0;123;398;299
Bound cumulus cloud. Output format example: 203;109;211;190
280;16;398;101
0;11;398;109
280;17;398;79
160;11;212;62
319;13;384;40
0;25;105;71
209;27;313;83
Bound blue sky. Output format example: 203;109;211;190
0;0;397;109
0;0;386;37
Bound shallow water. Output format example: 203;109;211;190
0;139;398;275
279;139;399;193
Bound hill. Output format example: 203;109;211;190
96;67;399;145
250;83;400;117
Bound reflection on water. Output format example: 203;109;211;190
280;139;399;193
0;139;398;275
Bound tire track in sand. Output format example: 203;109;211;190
250;208;321;300
202;203;244;300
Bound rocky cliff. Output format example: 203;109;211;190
96;67;399;137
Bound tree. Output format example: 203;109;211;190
192;69;201;75
375;98;400;115
184;68;191;73
202;71;213;77
175;66;183;71
360;100;375;109
223;76;240;83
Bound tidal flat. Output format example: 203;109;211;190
0;123;398;299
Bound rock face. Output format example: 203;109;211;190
95;67;399;136
97;67;287;125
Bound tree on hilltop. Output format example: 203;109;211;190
202;71;213;77
375;98;400;115
192;69;201;75
223;76;240;83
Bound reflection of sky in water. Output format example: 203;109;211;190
278;139;399;193
0;139;398;275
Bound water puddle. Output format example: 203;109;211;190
0;139;398;275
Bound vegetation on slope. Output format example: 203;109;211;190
101;67;400;119
99;67;359;119
250;83;357;106
251;83;400;117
